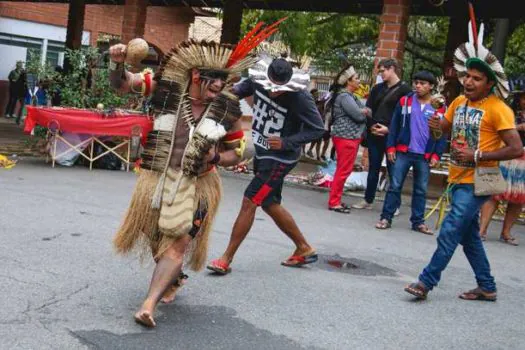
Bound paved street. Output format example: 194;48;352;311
1;159;524;350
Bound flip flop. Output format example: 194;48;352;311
404;282;429;300
281;252;318;267
329;206;351;214
499;235;519;246
206;259;232;275
459;287;497;302
375;219;391;230
412;224;434;235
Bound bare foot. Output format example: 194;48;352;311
160;285;180;304
292;246;316;257
134;307;156;327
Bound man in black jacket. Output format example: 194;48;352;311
353;58;411;210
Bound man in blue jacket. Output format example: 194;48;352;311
375;71;446;234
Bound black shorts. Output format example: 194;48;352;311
244;159;296;207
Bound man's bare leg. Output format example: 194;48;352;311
479;199;498;239
501;202;522;239
134;234;192;327
216;197;257;264
321;139;330;159
160;273;187;304
262;203;315;256
315;141;322;159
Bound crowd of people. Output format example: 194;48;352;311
305;60;525;245
3;61;64;125
4;15;522;329
108;15;524;326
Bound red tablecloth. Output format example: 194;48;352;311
24;106;153;143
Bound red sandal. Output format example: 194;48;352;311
281;252;318;267
206;259;232;275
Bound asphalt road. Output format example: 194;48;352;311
1;159;524;350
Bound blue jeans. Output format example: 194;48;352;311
364;134;394;204
380;152;429;227
419;185;496;292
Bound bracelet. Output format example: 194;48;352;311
474;149;483;163
209;152;221;165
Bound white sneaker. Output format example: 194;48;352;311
394;208;400;216
352;199;372;210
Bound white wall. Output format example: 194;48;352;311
0;17;91;80
0;17;90;44
0;44;27;80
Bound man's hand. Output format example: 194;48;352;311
453;147;475;163
109;44;127;63
371;123;388;136
205;148;218;163
267;136;284;150
362;108;372;118
429;157;439;168
428;114;442;133
387;152;396;163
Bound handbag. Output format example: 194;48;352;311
474;166;507;196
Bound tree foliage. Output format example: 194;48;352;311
241;11;378;74
241;10;525;80
26;47;130;109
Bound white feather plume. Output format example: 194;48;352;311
196;118;226;141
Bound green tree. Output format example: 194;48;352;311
241;11;378;74
241;10;525;81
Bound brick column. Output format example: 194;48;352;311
375;0;411;70
121;0;147;44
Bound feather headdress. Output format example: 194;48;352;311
248;54;310;92
453;17;509;99
157;18;286;86
335;64;357;86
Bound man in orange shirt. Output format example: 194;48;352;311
404;22;523;301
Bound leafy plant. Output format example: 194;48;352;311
58;47;130;108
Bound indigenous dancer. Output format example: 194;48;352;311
404;17;523;301
207;56;325;275
111;21;283;327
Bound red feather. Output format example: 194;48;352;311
468;2;478;49
227;17;287;68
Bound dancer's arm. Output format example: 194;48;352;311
210;119;246;167
108;43;156;95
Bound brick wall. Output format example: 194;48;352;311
0;2;195;54
375;0;411;69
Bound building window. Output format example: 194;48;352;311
0;33;43;61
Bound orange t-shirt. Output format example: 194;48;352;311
445;95;515;184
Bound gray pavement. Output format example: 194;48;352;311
1;159;524;350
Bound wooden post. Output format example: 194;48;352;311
64;0;86;73
220;0;243;44
442;15;468;103
492;19;510;64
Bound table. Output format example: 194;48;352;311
24;106;153;171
